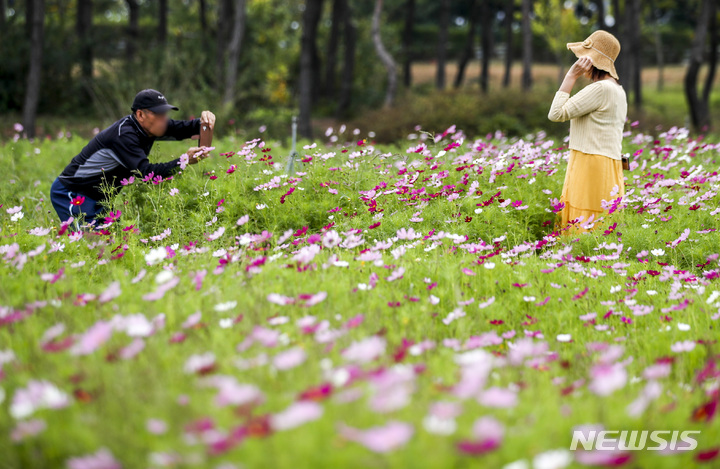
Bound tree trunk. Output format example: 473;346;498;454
503;0;513;88
125;0;140;63
76;0;93;84
299;0;324;139
625;0;641;108
594;0;606;29
611;0;621;36
479;0;493;93
158;0;168;45
402;0;415;88
324;0;344;98
436;0;451;90
521;0;532;90
222;0;247;106
684;0;715;132
337;0;356;117
701;2;718;106
611;0;624;81
23;0;45;139
372;0;398;108
653;5;664;92
25;0;34;38
454;0;478;89
216;0;234;90
199;0;208;45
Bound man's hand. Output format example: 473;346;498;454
187;146;211;165
200;111;216;129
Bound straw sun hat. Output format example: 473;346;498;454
567;30;620;80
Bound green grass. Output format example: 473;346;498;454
0;126;719;468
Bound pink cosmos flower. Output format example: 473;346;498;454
342;336;386;363
670;340;696;353
183;352;216;375
478;387;518;408
588;362;627;396
11;418;47;442
70;321;114;356
104;210;121;224
270;401;323;431
10;380;71;419
273;347;306;370
98;281;121;304
66;448;121;469
339;420;414;453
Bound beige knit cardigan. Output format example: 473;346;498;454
548;79;628;160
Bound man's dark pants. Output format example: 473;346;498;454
50;177;103;227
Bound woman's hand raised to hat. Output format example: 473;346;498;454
200;111;216;129
568;56;594;79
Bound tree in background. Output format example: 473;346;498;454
503;0;515;87
216;0;234;90
532;0;584;82
593;0;606;28
454;0;479;89
22;0;45;138
299;0;324;138
624;0;642;109
402;0;415;88
337;0;357;117
685;0;718;132
435;0;451;90
521;0;533;90
372;0;398;108
222;0;248;107
1;0;719;141
76;0;93;93
125;0;140;64
158;0;168;46
323;0;343;99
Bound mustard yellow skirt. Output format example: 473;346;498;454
557;149;625;234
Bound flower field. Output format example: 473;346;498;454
1;123;719;468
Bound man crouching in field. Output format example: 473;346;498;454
50;89;215;228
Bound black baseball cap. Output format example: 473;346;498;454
131;89;179;113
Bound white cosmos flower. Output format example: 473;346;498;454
533;449;572;469
651;249;665;256
214;301;237;312
145;247;167;265
503;460;529;469
155;270;174;285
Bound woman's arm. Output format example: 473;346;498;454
548;57;604;122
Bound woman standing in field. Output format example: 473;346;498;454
548;30;627;233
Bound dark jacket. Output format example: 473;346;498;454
58;114;200;201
